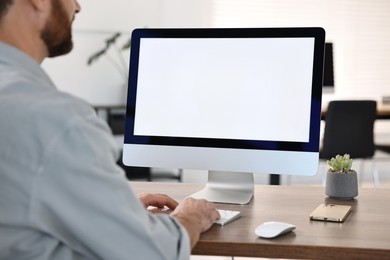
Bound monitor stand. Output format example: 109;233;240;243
189;171;254;205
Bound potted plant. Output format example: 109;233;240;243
87;32;131;85
325;154;358;200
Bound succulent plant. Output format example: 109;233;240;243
327;154;353;173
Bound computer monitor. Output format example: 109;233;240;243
123;27;325;204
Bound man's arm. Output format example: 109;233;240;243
30;104;194;259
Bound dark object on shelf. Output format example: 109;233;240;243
382;96;390;104
323;43;334;88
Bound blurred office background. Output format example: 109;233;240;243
42;0;390;188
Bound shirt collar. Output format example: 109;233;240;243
0;41;55;88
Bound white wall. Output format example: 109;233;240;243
42;0;210;105
43;1;390;107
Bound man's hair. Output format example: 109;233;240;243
0;0;14;20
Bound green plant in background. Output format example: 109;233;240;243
327;154;353;173
87;32;131;84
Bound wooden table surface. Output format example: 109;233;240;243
322;102;390;119
130;182;390;260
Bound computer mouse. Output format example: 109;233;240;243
254;221;296;238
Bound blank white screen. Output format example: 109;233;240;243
134;37;314;142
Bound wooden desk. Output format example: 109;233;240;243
322;102;390;119
377;103;390;119
130;182;390;260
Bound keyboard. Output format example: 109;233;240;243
214;209;241;226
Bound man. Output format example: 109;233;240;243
0;0;220;259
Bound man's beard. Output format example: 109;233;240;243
41;0;74;57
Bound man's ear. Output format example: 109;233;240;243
28;0;49;12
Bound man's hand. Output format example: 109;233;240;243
137;193;178;213
170;197;220;248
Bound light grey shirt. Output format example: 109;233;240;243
0;42;190;260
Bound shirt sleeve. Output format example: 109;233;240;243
29;110;191;260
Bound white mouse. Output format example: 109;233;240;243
255;221;296;238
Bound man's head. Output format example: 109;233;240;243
0;0;80;62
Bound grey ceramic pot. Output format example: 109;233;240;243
325;170;358;200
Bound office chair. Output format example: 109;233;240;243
320;100;379;187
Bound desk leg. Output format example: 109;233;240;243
269;174;280;185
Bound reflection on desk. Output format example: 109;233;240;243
130;182;390;260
